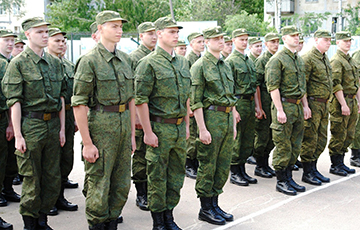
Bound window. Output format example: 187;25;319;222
305;0;318;2
0;6;6;15
13;3;20;15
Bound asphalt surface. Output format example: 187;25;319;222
1;132;360;230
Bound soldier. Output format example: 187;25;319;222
72;11;136;229
191;26;239;225
328;31;359;176
47;28;78;214
129;21;157;212
221;35;232;59
174;39;187;56
12;38;25;57
297;34;304;53
0;29;20;206
265;25;311;196
248;37;262;62
2;17;66;229
300;30;332;185
0;217;12;230
253;33;280;178
135;17;190;230
226;28;260;186
186;32;204;67
90;22;100;43
350;49;360;167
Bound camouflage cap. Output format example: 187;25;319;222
14;38;25;45
203;26;226;39
232;28;249;38
138;22;155;33
248;37;262;45
224;35;232;43
96;10;128;25
21;17;50;31
299;34;304;42
0;29;17;38
264;33;280;42
187;32;203;43
336;31;352;41
154;17;183;30
48;28;66;37
176;39;186;47
314;29;331;38
281;26;300;36
90;22;98;34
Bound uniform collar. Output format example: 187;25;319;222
336;49;351;61
97;42;124;63
233;49;247;60
283;46;297;59
190;50;201;57
24;46;48;64
265;50;273;58
155;46;176;62
204;51;223;65
311;46;326;59
139;44;153;55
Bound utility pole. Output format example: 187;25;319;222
169;0;175;20
339;0;343;31
274;0;282;33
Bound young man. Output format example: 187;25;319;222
328;31;359;176
135;17;190;230
186;32;204;67
47;27;78;214
265;26;311;196
2;17;66;229
11;38;25;57
129;21;157;212
300;30;332;185
350;49;360;167
0;30;16;62
248;37;262;62
72;11;136;229
297;34;304;53
174;39;187;56
253;33;280;178
90;21;100;43
221;35;232;59
226;28;260;187
191;26;238;225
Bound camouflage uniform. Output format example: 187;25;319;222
2;46;66;218
351;50;360;150
248;52;257;62
187;50;201;68
72;42;134;226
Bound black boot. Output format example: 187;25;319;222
295;160;303;168
350;149;360;167
254;157;272;178
211;195;233;221
48;206;58;216
89;223;105;230
0;194;7;207
286;166;305;192
264;156;276;176
312;160;330;183
301;162;321;185
230;165;248;186
117;216;123;223
22;215;36;230
63;179;78;189
239;163;257;184
56;185;78;211
275;170;297;196
104;220;117;230
135;182;149;211
12;174;22;185
340;154;355;174
185;158;197;179
198;197;225;225
37;214;53;230
330;155;348;176
2;177;20;202
0;217;12;230
246;156;257;165
164;209;181;230
151;211;166;230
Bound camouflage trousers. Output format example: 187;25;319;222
60;110;75;184
271;102;304;171
300;100;329;162
146;121;186;212
186;116;198;160
350;113;360;149
85;110;131;227
232;98;255;165
0;115;8;192
17;116;61;218
196;109;233;197
132;129;147;183
329;97;358;156
254;90;274;159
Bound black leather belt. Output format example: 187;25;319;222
281;97;301;105
93;103;129;113
65;104;71;110
235;94;254;101
344;94;356;99
207;105;232;113
22;111;59;121
150;115;184;125
308;97;328;103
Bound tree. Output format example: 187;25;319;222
342;3;360;35
1;0;25;17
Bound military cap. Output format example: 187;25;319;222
336;31;352;41
232;28;249;38
281;26;300;36
248;37;262;45
187;32;203;43
203;26;226;39
299;34;304;42
96;10;128;25
264;33;280;42
14;38;25;45
314;29;331;38
224;35;232;43
48;28;66;37
138;22;155;33
0;29;17;38
154;17;183;30
176;39;186;47
21;17;50;31
90;22;98;34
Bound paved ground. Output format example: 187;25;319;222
1;132;360;230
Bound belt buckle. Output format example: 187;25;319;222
65;104;71;110
225;107;231;113
119;104;126;113
296;99;301;105
176;118;183;125
43;113;51;121
353;95;356;99
250;96;254;101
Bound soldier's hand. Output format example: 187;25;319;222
144;132;158;148
59;129;66;147
74;122;79;132
277;110;287;124
341;104;350;116
233;126;237;140
358;103;360;114
135;114;143;130
6;125;14;141
303;106;312;120
199;129;212;145
15;135;26;154
233;109;241;123
83;144;99;163
186;125;190;140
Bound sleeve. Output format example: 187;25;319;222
190;62;205;111
59;62;67;99
265;58;282;92
134;58;154;105
254;58;264;87
302;54;312;84
330;59;343;93
2;61;23;108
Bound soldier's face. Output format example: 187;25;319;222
25;25;49;49
100;20;123;44
205;36;224;53
337;39;351;53
140;30;157;50
265;39;279;54
175;45;187;56
297;42;304;52
223;41;233;55
61;42;67;57
12;43;24;57
191;36;204;53
157;27;179;48
250;42;262;57
234;35;248;51
48;34;65;56
315;37;331;54
0;36;15;55
283;34;299;49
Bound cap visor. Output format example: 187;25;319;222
1;34;18;38
166;25;183;29
32;22;51;28
106;18;128;24
208;33;227;39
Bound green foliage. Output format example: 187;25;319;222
342;3;360;35
0;0;25;17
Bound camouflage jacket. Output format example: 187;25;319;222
129;44;153;70
0;59;8;113
255;50;273;92
186;50;201;68
62;58;75;105
249;52;257;62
